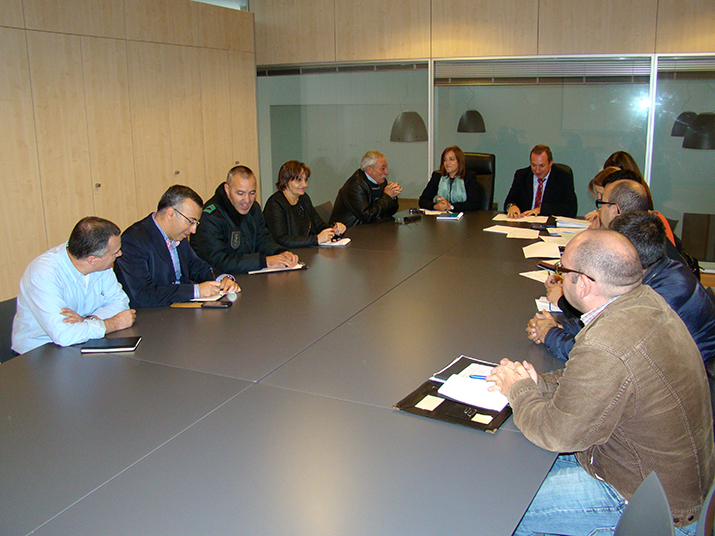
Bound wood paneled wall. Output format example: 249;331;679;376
255;0;715;65
0;0;258;300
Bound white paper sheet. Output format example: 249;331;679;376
437;374;508;412
523;242;561;259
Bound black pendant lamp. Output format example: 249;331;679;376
457;110;486;133
390;111;428;142
682;113;715;150
671;111;697;137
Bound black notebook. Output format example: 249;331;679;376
80;336;142;354
394;356;512;434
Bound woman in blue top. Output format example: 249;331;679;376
419;146;480;212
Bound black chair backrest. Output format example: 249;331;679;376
553;162;574;179
697;474;715;536
315;201;333;224
464;152;496;211
614;472;674;536
0;297;17;363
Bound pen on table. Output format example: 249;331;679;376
469;374;488;380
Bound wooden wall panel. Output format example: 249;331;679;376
431;0;538;58
200;48;235;195
124;0;197;46
127;40;174;217
0;0;24;28
27;31;94;247
195;3;254;52
656;0;715;53
81;37;138;232
538;0;657;55
253;0;335;65
164;44;207;199
335;0;430;61
0;28;45;300
23;0;126;38
228;51;260;199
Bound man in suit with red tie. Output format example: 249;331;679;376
504;145;578;218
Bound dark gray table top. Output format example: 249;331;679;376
27;384;557;536
0;210;559;536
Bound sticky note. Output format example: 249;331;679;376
415;395;444;411
471;413;493;425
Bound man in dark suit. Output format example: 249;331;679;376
114;185;239;308
504;145;577;218
330;150;402;228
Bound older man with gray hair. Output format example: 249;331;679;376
488;230;714;536
330;150;401;228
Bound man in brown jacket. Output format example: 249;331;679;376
488;230;714;536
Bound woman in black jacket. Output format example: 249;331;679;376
419;145;481;212
263;161;346;248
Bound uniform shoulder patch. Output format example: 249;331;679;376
204;204;216;214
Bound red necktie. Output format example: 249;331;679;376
534;178;546;209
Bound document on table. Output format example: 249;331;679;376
422;209;449;216
492;214;548;224
506;228;540;239
484;225;521;234
555;216;590;228
248;262;307;275
540;235;573;247
523;242;561;258
437;374;508;412
319;237;351;247
520;270;550;283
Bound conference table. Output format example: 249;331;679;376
0;210;565;536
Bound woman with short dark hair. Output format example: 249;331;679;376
264;161;346;248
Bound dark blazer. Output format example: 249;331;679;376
503;164;577;217
263;191;329;248
114;214;214;308
418;170;481;212
330;169;398;228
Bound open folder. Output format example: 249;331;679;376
394;355;512;433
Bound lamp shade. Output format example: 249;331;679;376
457;110;486;133
389;111;428;142
682;113;715;150
671;111;697;137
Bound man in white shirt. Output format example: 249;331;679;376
12;217;136;354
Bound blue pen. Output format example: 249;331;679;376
469;374;487;380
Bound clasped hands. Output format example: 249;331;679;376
384;181;402;199
486;358;538;396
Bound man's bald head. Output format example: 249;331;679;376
600;180;650;229
564;230;643;299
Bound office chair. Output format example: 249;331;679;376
0;297;17;363
614;472;675;536
464;152;496;211
314;201;333;224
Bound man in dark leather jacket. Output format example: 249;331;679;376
330;151;401;228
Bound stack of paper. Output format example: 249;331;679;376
523;242;561;259
492;214;548;224
555;217;590;229
437;374;508;412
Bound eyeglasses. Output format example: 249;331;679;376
555;260;595;282
174;208;200;227
595;199;617;209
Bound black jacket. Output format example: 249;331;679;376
263;191;329;248
418;170;481;212
503;165;578;217
191;184;286;274
330;169;398;228
114;214;213;307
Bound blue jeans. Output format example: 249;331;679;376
513;454;697;536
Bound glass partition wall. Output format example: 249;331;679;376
256;65;429;207
256;56;714;235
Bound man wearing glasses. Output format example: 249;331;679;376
487;230;713;536
114;185;239;308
